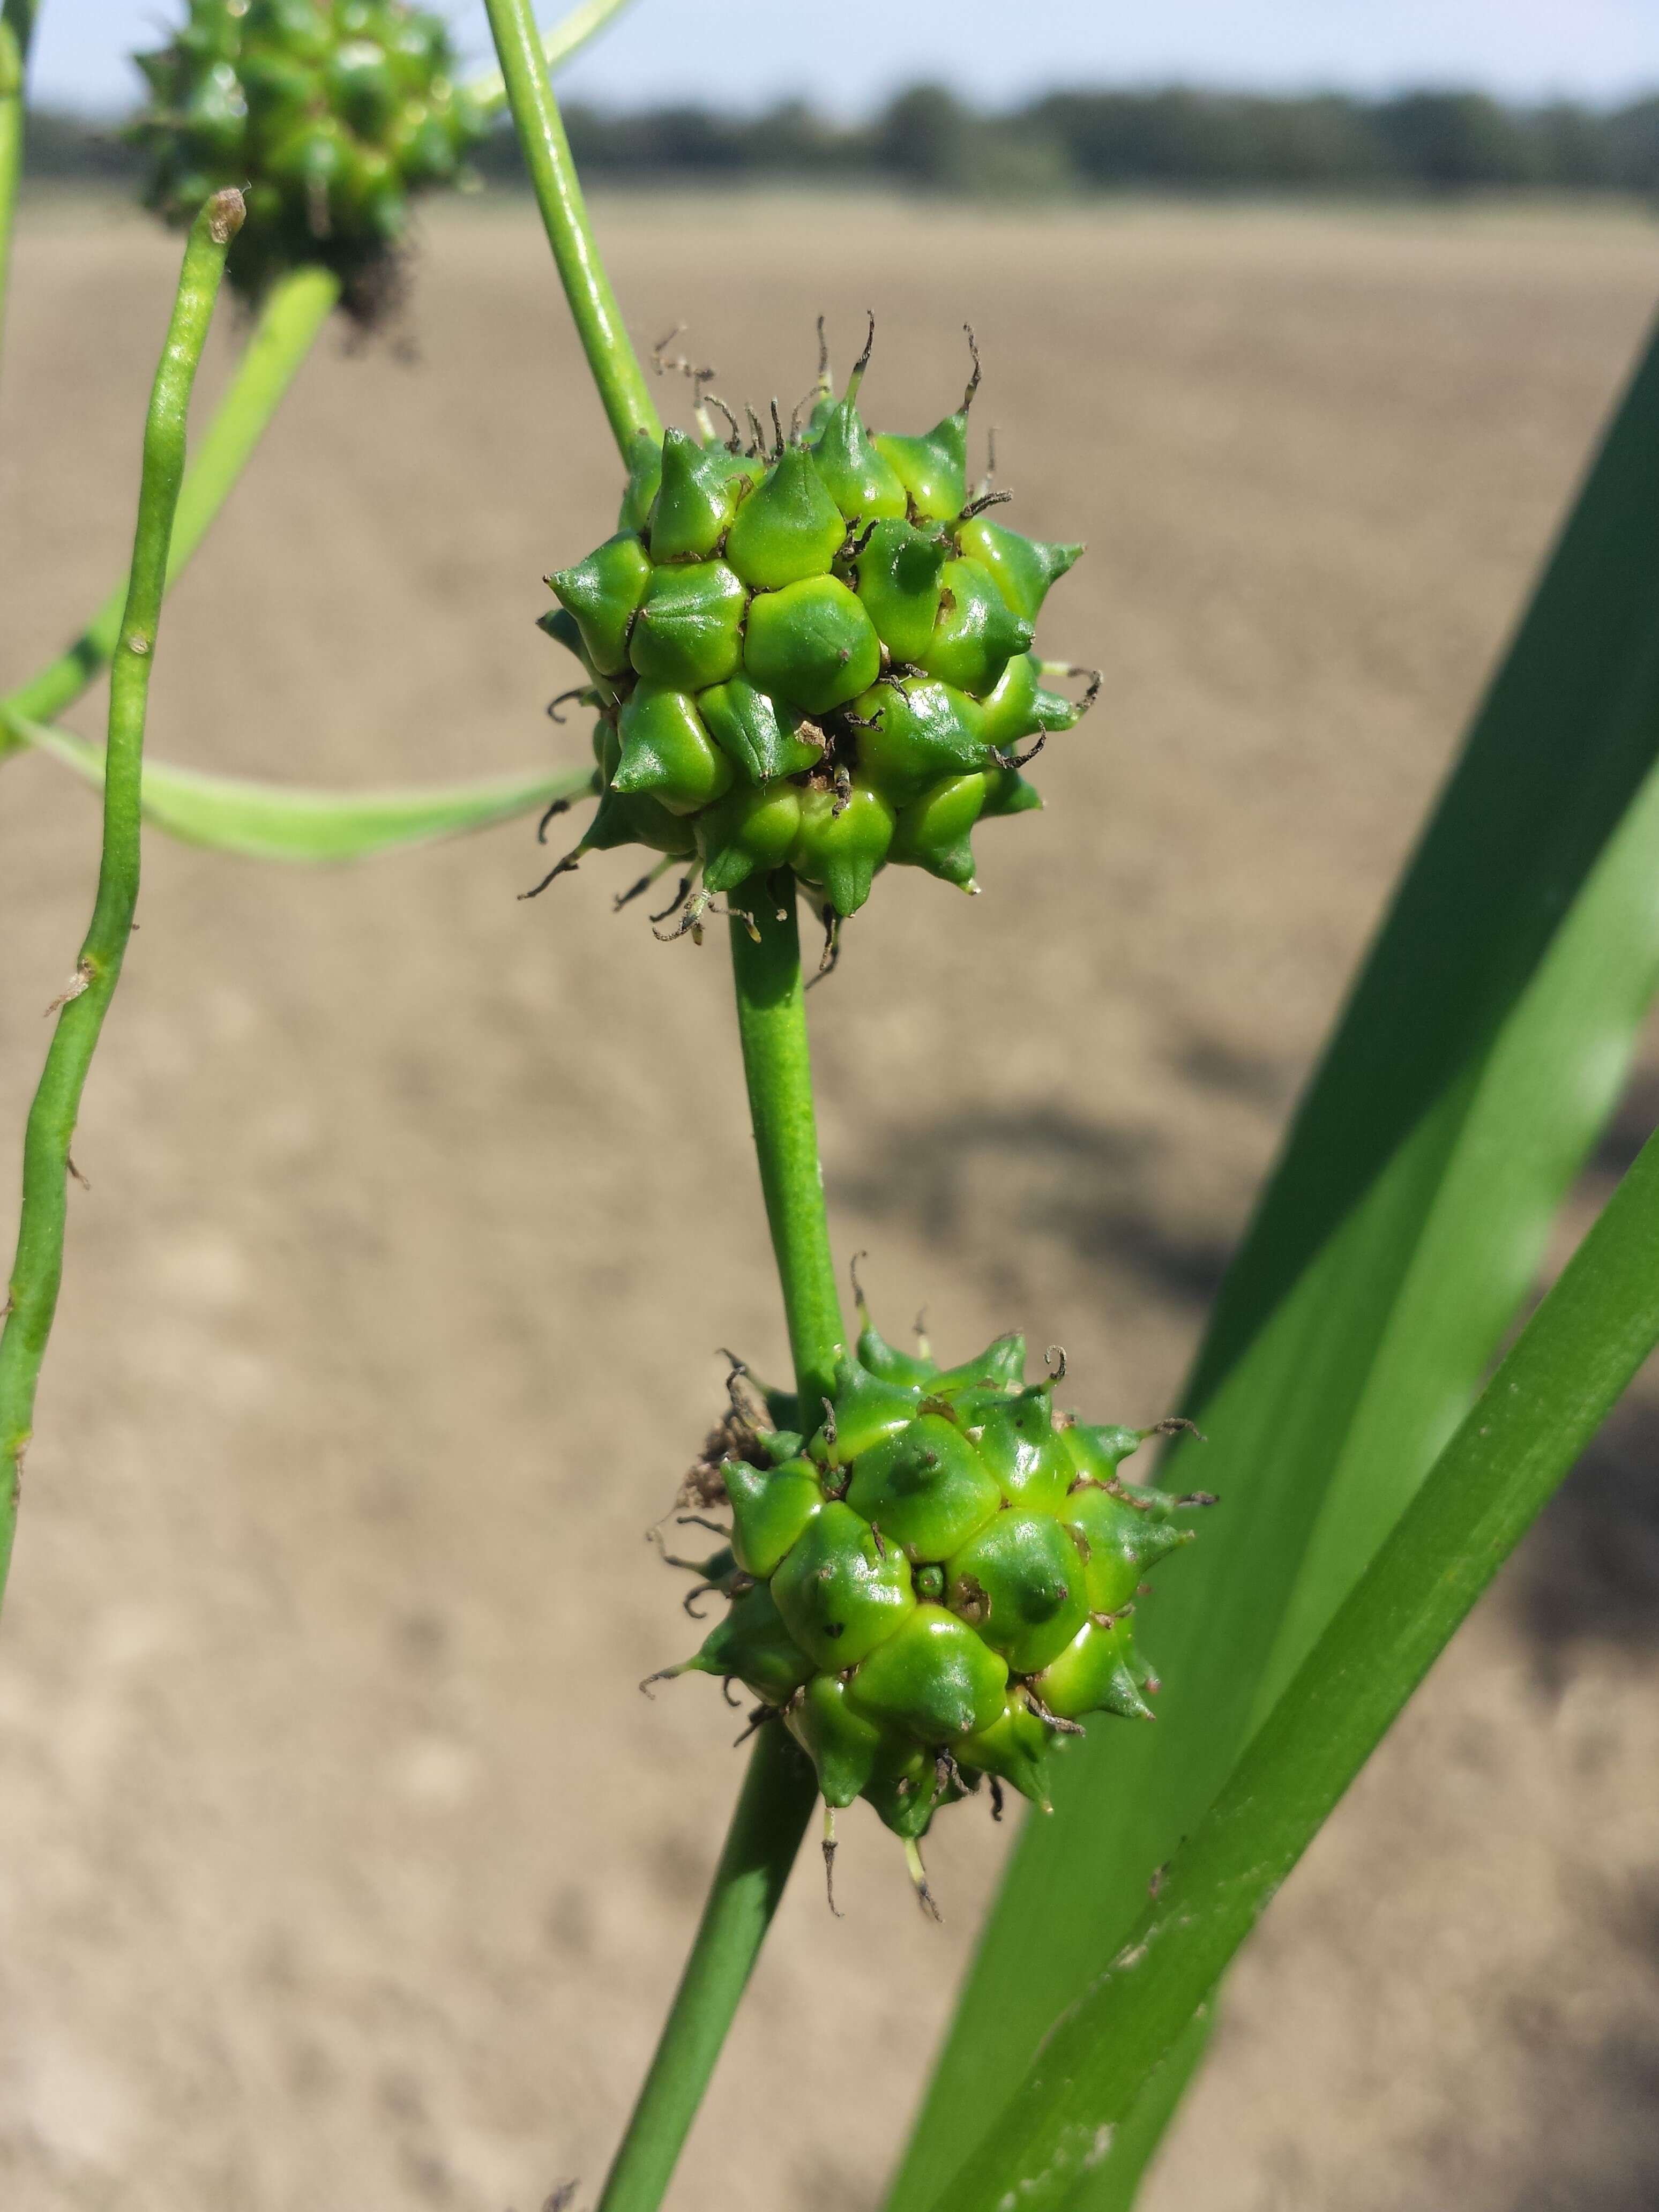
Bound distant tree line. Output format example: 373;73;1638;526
26;84;1659;198
539;86;1659;197
21;109;142;181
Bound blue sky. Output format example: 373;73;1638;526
28;0;1659;117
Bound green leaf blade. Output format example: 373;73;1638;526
886;318;1659;2212
8;715;596;862
1256;736;1659;1722
925;1120;1659;2212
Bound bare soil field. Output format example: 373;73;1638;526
2;190;1658;2212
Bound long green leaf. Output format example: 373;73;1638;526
6;714;594;862
1085;648;1659;2211
886;315;1659;2212
927;1118;1659;2212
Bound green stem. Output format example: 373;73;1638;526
480;0;660;459
929;1119;1659;2212
595;1726;820;2212
727;883;847;1411
593;879;845;2212
2;262;339;745
466;0;638;118
0;189;241;1611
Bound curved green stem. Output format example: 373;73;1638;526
2;262;339;746
480;0;660;458
593;879;843;2212
0;189;241;1611
465;0;638;118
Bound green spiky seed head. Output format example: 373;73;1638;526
540;335;1095;931
130;0;485;310
652;1306;1207;1895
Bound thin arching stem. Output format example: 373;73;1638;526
593;880;843;2212
0;189;242;1611
480;0;661;459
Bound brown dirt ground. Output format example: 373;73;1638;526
2;189;1658;2212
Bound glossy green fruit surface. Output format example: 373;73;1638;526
652;1302;1206;1874
540;344;1096;928
131;0;484;307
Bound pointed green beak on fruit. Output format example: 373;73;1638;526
646;1283;1212;1911
535;325;1099;937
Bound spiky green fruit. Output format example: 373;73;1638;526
540;341;1096;929
130;0;485;309
653;1306;1208;1902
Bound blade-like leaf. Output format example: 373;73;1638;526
886;318;1659;2211
1082;698;1659;2211
7;714;595;863
928;1119;1659;2212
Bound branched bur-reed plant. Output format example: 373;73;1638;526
5;2;1659;2209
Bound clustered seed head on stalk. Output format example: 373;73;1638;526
647;1277;1211;1912
130;0;485;312
534;319;1100;954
